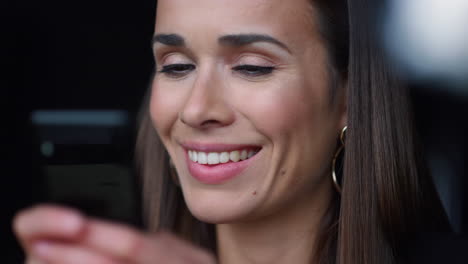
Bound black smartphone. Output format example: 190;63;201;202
31;110;142;227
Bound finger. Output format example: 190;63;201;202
143;231;216;264
144;231;216;264
13;205;85;251
81;219;148;261
32;241;122;264
26;257;48;264
82;221;215;263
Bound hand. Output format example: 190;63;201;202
13;205;216;264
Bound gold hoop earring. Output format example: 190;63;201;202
169;158;180;186
332;126;347;193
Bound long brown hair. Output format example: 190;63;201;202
135;0;451;263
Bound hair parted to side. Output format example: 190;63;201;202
336;0;452;263
135;0;451;263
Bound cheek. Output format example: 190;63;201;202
236;78;324;137
149;79;181;139
236;74;335;188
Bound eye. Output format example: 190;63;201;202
232;65;275;77
159;64;196;78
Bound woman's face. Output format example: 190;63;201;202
150;0;347;223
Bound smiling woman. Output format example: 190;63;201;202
138;0;451;263
14;0;457;264
148;1;345;261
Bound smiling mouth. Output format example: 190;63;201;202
187;148;261;165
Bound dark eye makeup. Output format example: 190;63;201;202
159;64;195;77
232;65;275;77
158;64;276;78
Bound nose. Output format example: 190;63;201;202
180;67;235;129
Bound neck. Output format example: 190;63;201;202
216;182;334;264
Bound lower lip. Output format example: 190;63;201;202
186;151;259;184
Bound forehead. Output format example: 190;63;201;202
155;0;317;46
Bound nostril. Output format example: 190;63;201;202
179;97;236;128
200;119;222;128
179;113;221;128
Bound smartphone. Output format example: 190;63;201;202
31;110;142;227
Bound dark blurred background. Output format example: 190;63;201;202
3;0;155;262
2;0;467;263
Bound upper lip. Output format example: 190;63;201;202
180;142;262;152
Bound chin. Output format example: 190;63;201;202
182;190;259;224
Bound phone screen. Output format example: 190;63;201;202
31;110;142;227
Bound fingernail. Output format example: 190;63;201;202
34;242;51;257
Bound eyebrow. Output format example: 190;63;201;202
152;34;185;46
218;34;291;53
152;33;291;53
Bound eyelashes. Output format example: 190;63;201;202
158;64;276;79
159;64;196;78
232;65;275;77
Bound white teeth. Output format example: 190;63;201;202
188;150;198;162
220;152;230;163
198;152;207;164
189;149;260;165
240;150;248;160
207;152;220;165
230;150;240;162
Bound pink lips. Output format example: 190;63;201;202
182;142;261;185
